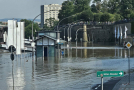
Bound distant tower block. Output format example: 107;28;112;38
83;24;88;42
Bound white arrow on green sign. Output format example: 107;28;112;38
97;71;124;77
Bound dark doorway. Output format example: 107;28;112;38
44;47;47;57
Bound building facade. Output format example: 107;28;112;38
41;4;62;28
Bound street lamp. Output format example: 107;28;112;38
32;10;58;41
76;27;101;47
76;28;83;48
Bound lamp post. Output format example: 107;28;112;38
68;19;84;48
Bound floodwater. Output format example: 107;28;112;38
0;42;134;90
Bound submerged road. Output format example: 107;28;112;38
0;45;134;90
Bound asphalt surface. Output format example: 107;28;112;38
92;77;122;90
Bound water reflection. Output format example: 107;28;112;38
124;49;127;58
0;46;134;90
83;42;87;58
7;67;25;90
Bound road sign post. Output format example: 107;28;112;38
125;42;132;84
101;74;103;90
97;71;124;77
97;71;124;90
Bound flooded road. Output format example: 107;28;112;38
0;43;134;90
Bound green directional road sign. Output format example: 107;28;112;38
97;71;124;77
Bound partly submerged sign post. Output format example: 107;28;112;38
97;71;124;90
125;42;132;84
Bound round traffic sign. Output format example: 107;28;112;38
9;45;16;52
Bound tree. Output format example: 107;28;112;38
107;0;120;14
130;12;134;19
58;1;74;24
93;0;102;12
20;19;39;39
94;12;102;22
20;19;32;27
109;14;115;22
100;13;110;22
74;0;91;13
120;0;133;18
80;9;93;21
101;0;108;13
44;18;58;30
114;14;121;21
91;4;98;13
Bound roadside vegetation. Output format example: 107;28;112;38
21;0;134;38
58;0;134;24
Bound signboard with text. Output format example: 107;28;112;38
97;71;124;77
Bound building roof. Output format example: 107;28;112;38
34;34;57;42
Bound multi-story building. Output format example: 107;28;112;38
41;4;62;28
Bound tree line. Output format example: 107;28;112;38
58;0;134;25
21;0;134;38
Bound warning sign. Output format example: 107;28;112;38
126;42;132;49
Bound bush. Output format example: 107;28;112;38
114;14;121;21
94;13;102;22
100;13;110;22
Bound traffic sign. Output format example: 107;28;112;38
126;42;132;49
97;71;124;77
9;45;16;52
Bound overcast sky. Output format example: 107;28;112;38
0;0;65;19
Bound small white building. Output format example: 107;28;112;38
34;34;57;58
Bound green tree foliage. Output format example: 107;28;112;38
44;18;58;30
20;19;39;39
100;13;110;22
94;12;102;22
91;4;98;13
114;14;121;21
107;0;120;14
109;14;115;22
101;0;108;13
58;0;93;24
130;12;134;19
80;9;93;21
74;0;91;13
58;1;74;24
58;0;134;24
120;0;133;18
92;0;101;12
